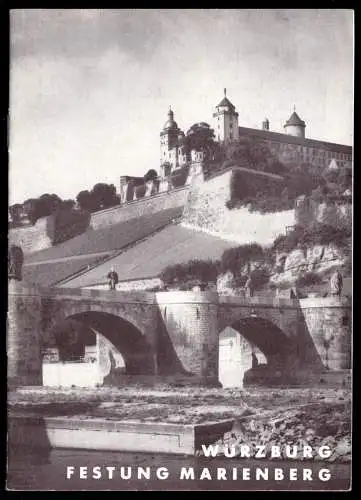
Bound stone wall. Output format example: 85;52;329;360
9;218;52;254
90;187;189;230
182;169;295;245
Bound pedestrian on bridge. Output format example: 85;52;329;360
107;267;119;291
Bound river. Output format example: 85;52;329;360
7;446;351;491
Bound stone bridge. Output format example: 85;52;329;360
8;281;351;387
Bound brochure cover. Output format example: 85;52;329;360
7;9;353;492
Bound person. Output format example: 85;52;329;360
244;275;254;298
330;269;343;297
107;267;119;291
251;351;259;369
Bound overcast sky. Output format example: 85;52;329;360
9;9;354;205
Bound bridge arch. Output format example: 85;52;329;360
57;302;149;339
46;307;156;377
218;315;298;388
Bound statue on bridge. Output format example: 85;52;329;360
330;269;343;297
8;244;24;282
244;275;254;298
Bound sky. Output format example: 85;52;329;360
9;9;354;205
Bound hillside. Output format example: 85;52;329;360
26;207;183;263
22;207;183;287
58;224;237;288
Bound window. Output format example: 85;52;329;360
229;123;233;129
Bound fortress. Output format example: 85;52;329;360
119;90;352;202
160;89;352;173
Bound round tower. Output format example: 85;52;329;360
284;106;306;138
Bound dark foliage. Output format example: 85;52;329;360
170;165;189;188
271;222;351;254
76;183;119;212
220;243;264;275
144;169;158;182
46;208;91;245
296;272;323;288
160;259;220;286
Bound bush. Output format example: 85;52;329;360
144;169;158;182
250;268;270;290
271;223;351;254
46;208;91;245
220;244;264;275
170;165;189;188
296;272;323;288
160;259;219;286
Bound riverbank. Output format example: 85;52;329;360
8;385;351;423
8;385;351;463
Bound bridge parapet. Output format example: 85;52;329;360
39;286;157;304
299;296;351;309
219;295;300;308
155;290;219;305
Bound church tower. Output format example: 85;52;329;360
213;89;239;143
284;106;306;138
160;107;181;172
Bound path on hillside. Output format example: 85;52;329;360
24;250;115;266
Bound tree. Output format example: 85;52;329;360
76;190;95;211
226;138;288;175
91;183;118;210
9;203;23;226
38;193;62;215
22;198;37;225
184;122;216;157
61;199;76;211
144;169;158;182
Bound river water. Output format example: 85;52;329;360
7;446;351;491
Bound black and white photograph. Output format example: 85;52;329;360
7;9;353;491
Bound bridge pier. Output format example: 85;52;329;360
299;297;352;370
156;292;221;386
7;281;43;387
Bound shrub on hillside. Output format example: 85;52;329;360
271;223;351;254
296;272;323;288
46;208;91;245
160;259;219;287
250;268;270;290
220;244;264;275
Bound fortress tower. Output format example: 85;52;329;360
283;106;306;138
160;107;181;172
213;88;239;143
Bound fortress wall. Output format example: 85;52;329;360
90;186;189;230
9;218;52;254
182;169;295;246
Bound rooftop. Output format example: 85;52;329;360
238;125;352;152
284;111;306;128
